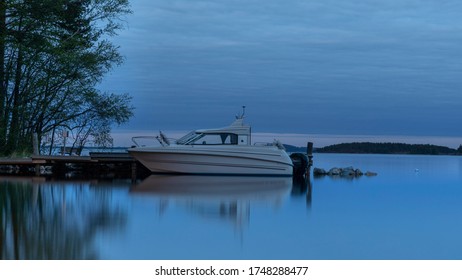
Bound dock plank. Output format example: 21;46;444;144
0;158;34;164
31;155;96;163
0;153;140;176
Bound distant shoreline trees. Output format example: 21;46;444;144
0;0;133;156
316;142;461;155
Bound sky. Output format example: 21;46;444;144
99;0;462;148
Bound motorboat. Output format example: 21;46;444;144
128;108;294;176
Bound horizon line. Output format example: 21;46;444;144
110;130;462;149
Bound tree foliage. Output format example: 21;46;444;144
0;0;133;155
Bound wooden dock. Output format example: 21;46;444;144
0;152;147;178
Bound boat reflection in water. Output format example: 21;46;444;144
130;175;292;230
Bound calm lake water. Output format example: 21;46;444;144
1;153;461;260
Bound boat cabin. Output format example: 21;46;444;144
176;118;251;146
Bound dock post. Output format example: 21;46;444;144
33;133;41;175
32;133;39;155
131;161;137;183
306;142;313;175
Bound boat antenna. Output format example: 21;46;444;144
236;106;246;119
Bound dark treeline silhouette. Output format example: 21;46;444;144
316;142;461;155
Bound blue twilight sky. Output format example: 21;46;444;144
99;0;462;147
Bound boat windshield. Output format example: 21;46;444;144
177;132;239;145
176;131;197;145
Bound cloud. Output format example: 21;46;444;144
101;0;462;138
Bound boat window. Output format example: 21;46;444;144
189;133;239;145
229;134;238;144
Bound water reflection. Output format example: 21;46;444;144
1;175;313;259
291;176;312;208
130;175;293;231
0;176;127;260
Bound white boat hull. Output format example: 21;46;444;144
128;145;293;176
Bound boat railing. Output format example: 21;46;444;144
132;130;175;147
131;136;162;147
254;140;285;150
254;142;274;146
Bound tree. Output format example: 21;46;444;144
0;0;133;156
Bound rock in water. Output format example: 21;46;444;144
328;167;341;176
313;168;327;175
340;166;355;176
312;166;377;177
